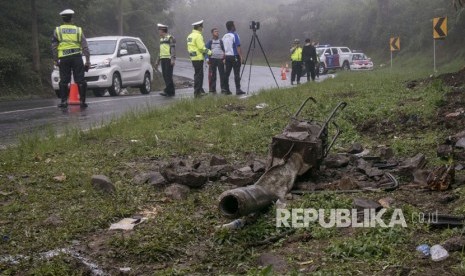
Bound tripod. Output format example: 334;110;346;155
240;29;279;93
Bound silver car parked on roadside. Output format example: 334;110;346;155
51;36;153;97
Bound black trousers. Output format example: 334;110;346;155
304;60;316;81
291;61;302;83
59;54;85;85
161;58;175;95
58;54;87;103
192;60;204;95
208;58;225;92
224;55;241;91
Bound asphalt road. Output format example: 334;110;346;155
0;60;331;148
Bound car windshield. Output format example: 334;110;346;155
316;49;324;56
352;54;367;60
88;40;117;55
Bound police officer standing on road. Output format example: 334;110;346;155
51;9;90;108
290;39;303;85
155;23;176;97
222;21;245;95
302;38;317;82
187;20;211;98
206;28;226;93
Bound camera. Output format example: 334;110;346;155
249;21;260;31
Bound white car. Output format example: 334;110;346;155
51;36;153;97
350;52;374;71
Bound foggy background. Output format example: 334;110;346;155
1;0;464;96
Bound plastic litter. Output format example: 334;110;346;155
416;244;430;258
430;244;449;261
215;219;245;230
255;103;269;109
109;218;146;230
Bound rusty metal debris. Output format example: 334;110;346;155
291;172;399;194
219;97;347;218
427;164;455;191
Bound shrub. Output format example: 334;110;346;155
0;47;26;85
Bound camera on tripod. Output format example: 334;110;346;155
249;21;260;31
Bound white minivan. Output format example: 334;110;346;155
51;36;153;97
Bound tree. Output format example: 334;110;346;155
31;0;40;73
453;0;464;9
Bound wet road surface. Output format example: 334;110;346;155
0;59;331;148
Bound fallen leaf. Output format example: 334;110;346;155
53;173;66;182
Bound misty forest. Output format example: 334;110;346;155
0;0;464;96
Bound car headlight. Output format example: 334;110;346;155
96;58;112;69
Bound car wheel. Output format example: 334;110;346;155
318;63;326;75
342;61;350;70
55;90;60;98
139;72;151;94
93;89;105;97
108;73;122;96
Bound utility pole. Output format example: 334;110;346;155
118;0;123;35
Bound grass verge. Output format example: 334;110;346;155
1;64;464;274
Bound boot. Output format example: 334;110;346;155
236;88;246;95
78;82;88;108
57;83;69;108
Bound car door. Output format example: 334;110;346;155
135;40;150;82
118;39;141;83
331;48;340;68
324;48;333;68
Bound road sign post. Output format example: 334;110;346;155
433;16;447;73
390;36;400;69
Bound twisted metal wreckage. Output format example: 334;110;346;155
218;96;457;227
219;97;347;218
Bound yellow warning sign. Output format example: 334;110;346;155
433;17;447;39
390;37;400;51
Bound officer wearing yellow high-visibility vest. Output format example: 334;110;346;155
155;23;176;97
187;20;212;98
51;9;90;108
290;39;303;85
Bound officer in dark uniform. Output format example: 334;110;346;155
51;9;91;108
302;38;317;82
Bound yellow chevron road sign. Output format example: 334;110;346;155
390;36;400;51
433;17;447;39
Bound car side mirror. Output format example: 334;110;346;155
119;49;128;56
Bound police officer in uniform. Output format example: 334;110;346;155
187;20;211;98
155;23;176;97
290;39;303;85
51;9;90;108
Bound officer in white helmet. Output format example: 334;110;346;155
155;23;176;97
186;20;211;98
51;9;91;108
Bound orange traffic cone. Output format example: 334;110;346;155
68;83;80;105
281;67;287;80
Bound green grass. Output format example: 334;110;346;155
1;63;464;274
